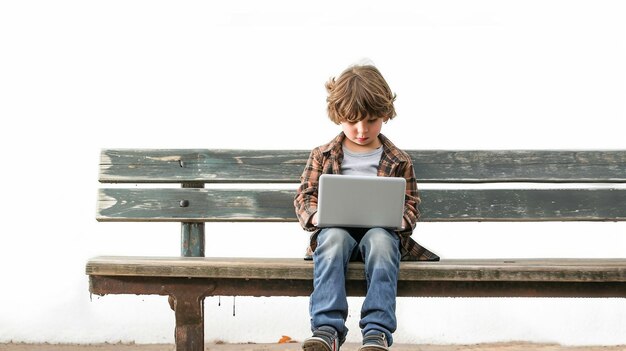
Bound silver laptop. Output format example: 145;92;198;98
316;174;406;229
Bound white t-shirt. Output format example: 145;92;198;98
341;146;383;176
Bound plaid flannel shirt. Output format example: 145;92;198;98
294;132;439;261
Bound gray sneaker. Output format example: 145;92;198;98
358;332;389;351
302;326;340;351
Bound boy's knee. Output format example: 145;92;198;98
316;228;355;258
318;228;352;247
362;228;398;247
361;228;400;260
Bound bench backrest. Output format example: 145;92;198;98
97;149;626;256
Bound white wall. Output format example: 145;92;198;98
1;0;625;346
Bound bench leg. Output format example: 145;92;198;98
171;291;205;351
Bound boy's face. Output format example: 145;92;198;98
341;116;387;152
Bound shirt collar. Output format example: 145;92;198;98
320;132;346;155
321;132;402;162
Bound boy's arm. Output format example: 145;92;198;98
294;148;323;231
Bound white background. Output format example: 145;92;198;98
1;0;625;346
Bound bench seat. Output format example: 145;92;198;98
88;256;626;298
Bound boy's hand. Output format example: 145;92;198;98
311;212;319;226
400;218;409;231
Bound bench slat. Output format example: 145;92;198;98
86;256;626;282
100;149;626;183
97;188;626;222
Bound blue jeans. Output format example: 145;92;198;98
310;227;401;345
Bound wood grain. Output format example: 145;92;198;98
100;149;626;183
97;188;626;222
86;256;626;282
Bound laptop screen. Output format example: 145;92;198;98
316;174;406;229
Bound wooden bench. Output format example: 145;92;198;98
87;149;626;351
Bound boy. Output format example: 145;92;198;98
294;63;439;351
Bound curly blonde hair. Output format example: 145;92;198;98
325;65;397;124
